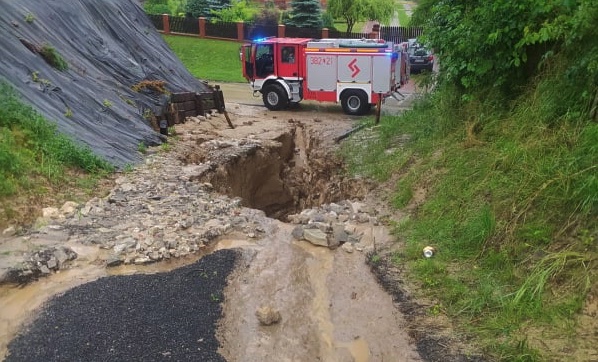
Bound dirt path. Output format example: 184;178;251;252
218;220;421;362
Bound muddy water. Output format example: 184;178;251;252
218;218;421;362
0;242;104;358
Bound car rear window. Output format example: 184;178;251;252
412;48;429;56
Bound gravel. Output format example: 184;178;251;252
5;249;240;362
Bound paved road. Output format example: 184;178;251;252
5;249;239;362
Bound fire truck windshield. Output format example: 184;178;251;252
255;44;274;78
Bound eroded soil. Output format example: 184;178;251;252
0;82;480;361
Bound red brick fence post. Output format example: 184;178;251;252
237;21;244;41
199;17;206;38
162;14;170;34
278;24;285;38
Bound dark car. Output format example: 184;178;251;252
408;44;434;73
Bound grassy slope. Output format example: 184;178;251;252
342;70;597;360
0;83;113;228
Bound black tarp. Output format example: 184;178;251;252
0;0;211;167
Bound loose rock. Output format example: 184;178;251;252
255;306;281;326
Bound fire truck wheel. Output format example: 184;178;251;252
341;90;368;115
262;84;289;111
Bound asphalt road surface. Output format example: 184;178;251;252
5;249;239;362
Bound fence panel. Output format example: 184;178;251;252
148;14;163;31
243;23;278;40
169;16;199;35
380;26;423;43
285;26;321;39
205;21;237;39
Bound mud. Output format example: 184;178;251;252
178;121;371;220
217;218;421;362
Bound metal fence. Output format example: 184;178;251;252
243;23;278;40
285;26;322;39
148;14;163;31
205;21;237;39
169;16;199;34
327;29;370;39
147;14;423;43
380;26;424;43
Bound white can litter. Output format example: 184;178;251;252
423;246;435;258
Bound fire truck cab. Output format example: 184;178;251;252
241;37;407;115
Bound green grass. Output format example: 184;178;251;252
162;35;245;83
395;2;411;26
341;61;597;360
332;21;368;34
0;82;113;227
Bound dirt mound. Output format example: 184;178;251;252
0;0;210;167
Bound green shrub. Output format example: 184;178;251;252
39;44;68;71
24;13;35;23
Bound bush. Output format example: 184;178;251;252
186;0;211;18
144;0;170;14
39;44;68;71
321;11;336;30
210;0;259;22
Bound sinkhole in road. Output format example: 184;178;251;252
186;125;371;221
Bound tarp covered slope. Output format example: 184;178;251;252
0;0;211;167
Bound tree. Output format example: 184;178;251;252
211;0;258;22
412;0;598;97
285;0;323;28
186;0;211;18
328;0;393;34
186;0;231;18
363;0;393;24
327;0;364;34
208;0;232;14
246;2;280;39
144;0;170;14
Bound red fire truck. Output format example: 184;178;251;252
241;37;408;115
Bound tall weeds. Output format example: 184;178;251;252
341;55;597;360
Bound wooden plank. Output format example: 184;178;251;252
170;92;195;102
